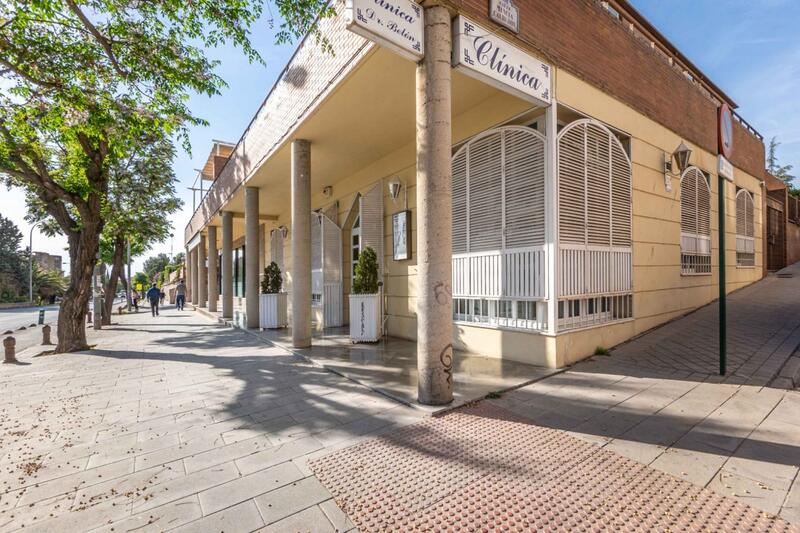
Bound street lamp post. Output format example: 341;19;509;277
28;222;41;303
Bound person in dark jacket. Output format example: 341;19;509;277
146;284;161;317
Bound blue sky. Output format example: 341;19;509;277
5;1;799;274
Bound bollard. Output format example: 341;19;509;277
3;337;17;364
42;325;52;345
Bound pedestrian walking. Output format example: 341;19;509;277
160;289;166;306
146;284;161;317
132;291;139;313
175;279;187;311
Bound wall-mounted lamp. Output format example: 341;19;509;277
322;185;333;198
663;141;693;193
388;177;407;210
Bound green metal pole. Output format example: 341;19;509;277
718;175;726;375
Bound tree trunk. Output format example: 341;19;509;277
102;237;125;325
56;219;101;352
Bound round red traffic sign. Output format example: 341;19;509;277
718;103;734;159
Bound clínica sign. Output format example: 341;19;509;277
452;15;552;106
345;0;424;61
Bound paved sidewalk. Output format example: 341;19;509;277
610;262;800;386
0;309;425;532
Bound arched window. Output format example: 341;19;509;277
679;167;711;275
451;125;547;331
736;188;755;267
557;119;632;249
556;118;632;332
452;126;546;254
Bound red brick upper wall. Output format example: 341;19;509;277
447;0;764;178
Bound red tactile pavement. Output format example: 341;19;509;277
310;403;799;532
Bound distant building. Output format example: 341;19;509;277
33;252;63;274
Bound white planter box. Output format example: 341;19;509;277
259;293;288;329
349;293;381;342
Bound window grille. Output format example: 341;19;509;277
453;297;545;331
736;188;755;267
557;294;633;331
679;167;711;275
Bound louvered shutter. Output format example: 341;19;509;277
321;214;342;283
610;137;632;247
504;128;545;248
452;149;468;254
586;124;611;246
558;120;631;248
736;190;747;237
468;132;503;252
311;213;322;300
558;123;587;244
680;167;711;255
680;170;699;236
359;183;384;275
270;229;284;272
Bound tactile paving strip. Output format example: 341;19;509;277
310;403;798;532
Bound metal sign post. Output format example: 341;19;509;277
718;175;726;376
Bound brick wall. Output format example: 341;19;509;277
447;0;764;177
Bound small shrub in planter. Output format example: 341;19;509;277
259;262;287;329
350;246;382;342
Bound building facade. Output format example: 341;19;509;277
32;252;63;274
184;0;766;401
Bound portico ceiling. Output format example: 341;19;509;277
207;45;532;232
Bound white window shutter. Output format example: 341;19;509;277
468;132;503;252
610;136;632;247
452;149;468;254
558;119;631;248
359;183;384;275
270;229;284;272
680;169;699;236
558;123;587;245
504;128;545;248
586;123;611;247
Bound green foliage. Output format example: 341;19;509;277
0;214;27;302
768;137;796;186
352;246;380;294
172;252;185;267
143;253;170;282
261;262;282;294
33;265;67;300
594;346;610;356
132;271;149;291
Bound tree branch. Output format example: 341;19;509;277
64;0;130;79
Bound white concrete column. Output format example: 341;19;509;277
190;247;198;305
245;187;260;328
185;247;193;304
221;212;234;318
291;139;312;348
197;234;207;307
207;225;218;313
416;5;453;406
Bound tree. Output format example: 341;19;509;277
261;262;282;294
98;136;181;323
172;252;185;267
767;137;796;186
132;272;149;293
0;0;332;352
143;253;171;284
0;214;27;302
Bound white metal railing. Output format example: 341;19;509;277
557;294;633;331
558;245;632;297
452;246;547;299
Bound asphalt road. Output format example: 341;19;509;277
0;304;60;333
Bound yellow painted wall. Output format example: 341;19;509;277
227;61;763;370
554;68;764;366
